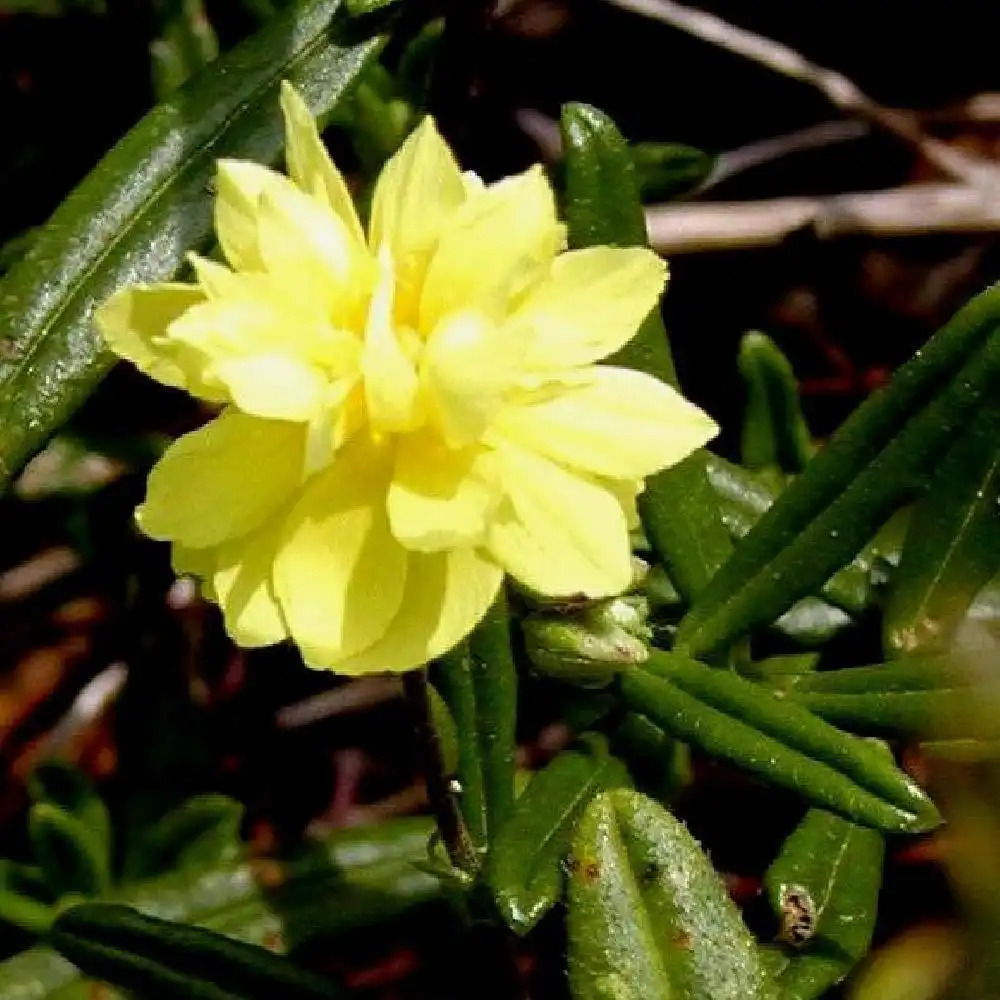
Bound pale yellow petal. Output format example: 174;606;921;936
273;438;407;665
208;354;328;422
280;81;365;246
388;432;500;552
361;251;421;433
95;284;222;399
138;410;306;548
511;247;667;369
421;311;523;447
419;165;564;331
215;159;288;272
494;366;718;479
212;516;288;648
314;547;503;674
256;182;370;326
486;441;632;597
368;116;466;257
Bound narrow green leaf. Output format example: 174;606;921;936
782;654;1000;740
621;651;940;833
704;454;876;615
677;285;1000;658
124;795;244;882
611;712;691;801
567;789;772;1000
30;804;110;898
50;902;346;1000
630;142;715;201
884;395;1000;656
560;102;732;602
0;861;56;936
433;593;517;851
28;760;111;872
151;0;220;98
0;0;383;489
487;734;629;935
738;331;812;474
764;810;883;1000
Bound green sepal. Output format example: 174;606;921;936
764;809;883;999
630;142;714;201
621;651;940;833
486;734;629;935
567;789;773;1000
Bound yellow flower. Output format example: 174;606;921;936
96;82;718;674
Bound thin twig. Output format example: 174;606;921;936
603;0;998;188
402;669;478;873
645;182;1000;254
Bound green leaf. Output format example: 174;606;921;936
610;713;691;802
630;142;714;201
559;101;732;602
50;902;346;1000
28;760;112;872
0;861;56;936
704;455;877;615
764;809;883;999
567;789;772;1000
781;654;1000;740
0;0;383;490
433;593;518;852
621;651;940;833
738;331;813;474
124;794;245;882
0;818;440;999
677;283;1000;658
486;734;629;935
151;0;220;98
884;394;1000;656
29;803;110;898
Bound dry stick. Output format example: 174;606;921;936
645;182;1000;255
604;0;998;188
402;669;479;874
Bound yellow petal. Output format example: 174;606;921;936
212;516;288;648
280;81;365;247
368;117;467;324
95;284;222;399
421;311;523;447
138;410;306;548
172;543;216;578
313;547;503;674
215;159;288;272
512;247;667;369
273;438;408;664
256;182;369;327
486;441;632;597
419;165;564;331
388;432;500;551
209;354;330;422
361;251;421;433
494;366;718;479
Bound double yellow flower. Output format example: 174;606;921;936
97;83;717;674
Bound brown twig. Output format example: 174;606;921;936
603;0;999;188
402;669;478;873
645;183;1000;254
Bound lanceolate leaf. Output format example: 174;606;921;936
621;651;940;833
764;809;883;1000
676;285;1000;658
0;0;383;489
567;789;771;1000
487;734;629;935
883;394;1000;655
560;102;732;602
